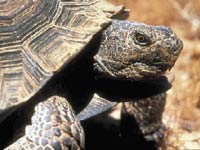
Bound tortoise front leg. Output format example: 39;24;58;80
120;93;166;145
5;96;84;150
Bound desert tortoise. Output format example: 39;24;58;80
0;0;183;149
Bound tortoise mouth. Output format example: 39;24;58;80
93;54;175;81
93;56;173;99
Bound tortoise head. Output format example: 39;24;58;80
93;20;183;80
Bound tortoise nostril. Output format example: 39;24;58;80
177;39;183;48
176;39;183;51
172;39;183;54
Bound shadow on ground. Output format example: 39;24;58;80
82;112;158;150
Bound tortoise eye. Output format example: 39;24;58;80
135;32;151;46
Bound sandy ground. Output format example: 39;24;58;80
107;0;200;149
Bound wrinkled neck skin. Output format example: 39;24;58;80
93;19;183;81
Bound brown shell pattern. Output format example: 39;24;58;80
0;0;120;110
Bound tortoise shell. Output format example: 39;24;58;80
0;0;123;110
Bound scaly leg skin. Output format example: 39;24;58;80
5;96;84;150
121;93;166;144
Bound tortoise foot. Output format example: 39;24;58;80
121;93;166;143
5;96;84;150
